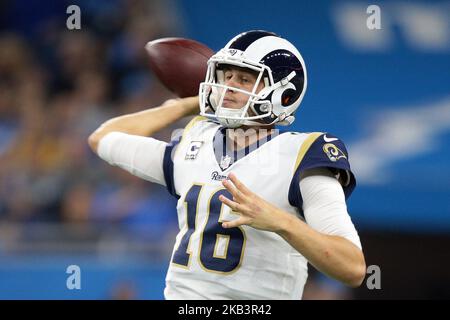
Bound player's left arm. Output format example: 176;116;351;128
219;172;366;288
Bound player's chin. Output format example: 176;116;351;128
222;101;240;109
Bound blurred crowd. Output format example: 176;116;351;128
0;0;184;240
0;0;358;300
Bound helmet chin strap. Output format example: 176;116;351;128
216;107;246;128
277;115;295;126
218;118;243;128
214;104;296;128
220;119;272;128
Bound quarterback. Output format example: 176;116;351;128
88;31;366;299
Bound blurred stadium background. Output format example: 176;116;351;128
0;0;449;299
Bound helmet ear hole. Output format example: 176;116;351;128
281;89;295;106
280;75;304;106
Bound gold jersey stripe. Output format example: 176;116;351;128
184;115;207;136
294;132;323;171
174;115;207;158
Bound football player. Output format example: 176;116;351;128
88;30;366;299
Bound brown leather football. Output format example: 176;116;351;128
145;37;214;98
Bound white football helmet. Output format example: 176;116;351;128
199;30;307;128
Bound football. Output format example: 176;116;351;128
145;37;214;98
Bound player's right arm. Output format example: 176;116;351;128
88;96;199;153
87;96;199;185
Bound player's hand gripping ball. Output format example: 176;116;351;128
145;38;214;98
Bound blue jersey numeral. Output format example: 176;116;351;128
172;184;246;274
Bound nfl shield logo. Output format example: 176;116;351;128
220;155;232;169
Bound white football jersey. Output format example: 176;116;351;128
161;116;356;300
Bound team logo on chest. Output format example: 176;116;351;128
185;141;203;160
211;171;228;181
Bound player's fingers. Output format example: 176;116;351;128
222;179;245;201
228;173;251;196
221;217;249;229
219;195;244;213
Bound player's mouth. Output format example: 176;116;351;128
223;98;236;107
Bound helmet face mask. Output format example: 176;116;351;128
200;59;272;128
199;30;307;128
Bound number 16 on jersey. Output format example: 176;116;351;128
172;184;247;274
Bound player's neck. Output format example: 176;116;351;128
226;125;275;150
